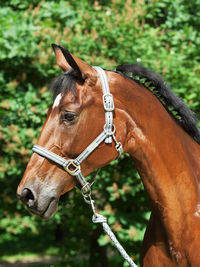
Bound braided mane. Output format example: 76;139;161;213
116;63;200;145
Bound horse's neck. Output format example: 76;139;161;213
117;79;200;247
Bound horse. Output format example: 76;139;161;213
17;44;200;266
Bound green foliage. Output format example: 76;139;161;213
0;0;200;266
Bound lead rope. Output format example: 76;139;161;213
82;189;138;267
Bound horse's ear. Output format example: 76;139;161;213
52;44;97;86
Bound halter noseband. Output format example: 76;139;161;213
32;67;123;194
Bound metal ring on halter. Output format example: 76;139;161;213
104;124;116;135
81;183;92;204
81;185;96;213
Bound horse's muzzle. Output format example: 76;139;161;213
17;184;59;219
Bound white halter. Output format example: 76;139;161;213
32;67;123;193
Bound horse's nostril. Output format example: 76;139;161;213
21;188;36;208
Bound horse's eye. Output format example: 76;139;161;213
61;111;77;123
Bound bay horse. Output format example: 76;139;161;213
17;44;200;266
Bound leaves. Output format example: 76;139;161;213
0;0;200;265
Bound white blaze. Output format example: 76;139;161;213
53;93;62;109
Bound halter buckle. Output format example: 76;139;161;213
115;142;123;156
103;93;114;112
64;160;80;176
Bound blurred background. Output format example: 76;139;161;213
0;0;200;266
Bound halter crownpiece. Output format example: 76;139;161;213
32;66;123;193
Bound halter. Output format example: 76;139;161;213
32;67;138;266
32;66;123;195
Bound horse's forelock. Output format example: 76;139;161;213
50;69;77;99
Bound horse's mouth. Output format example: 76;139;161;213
28;198;59;219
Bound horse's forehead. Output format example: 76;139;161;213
52;92;77;109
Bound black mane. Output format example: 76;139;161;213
116;63;200;145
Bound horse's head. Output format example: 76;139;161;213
17;45;129;219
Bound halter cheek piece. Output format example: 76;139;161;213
32;67;123;194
